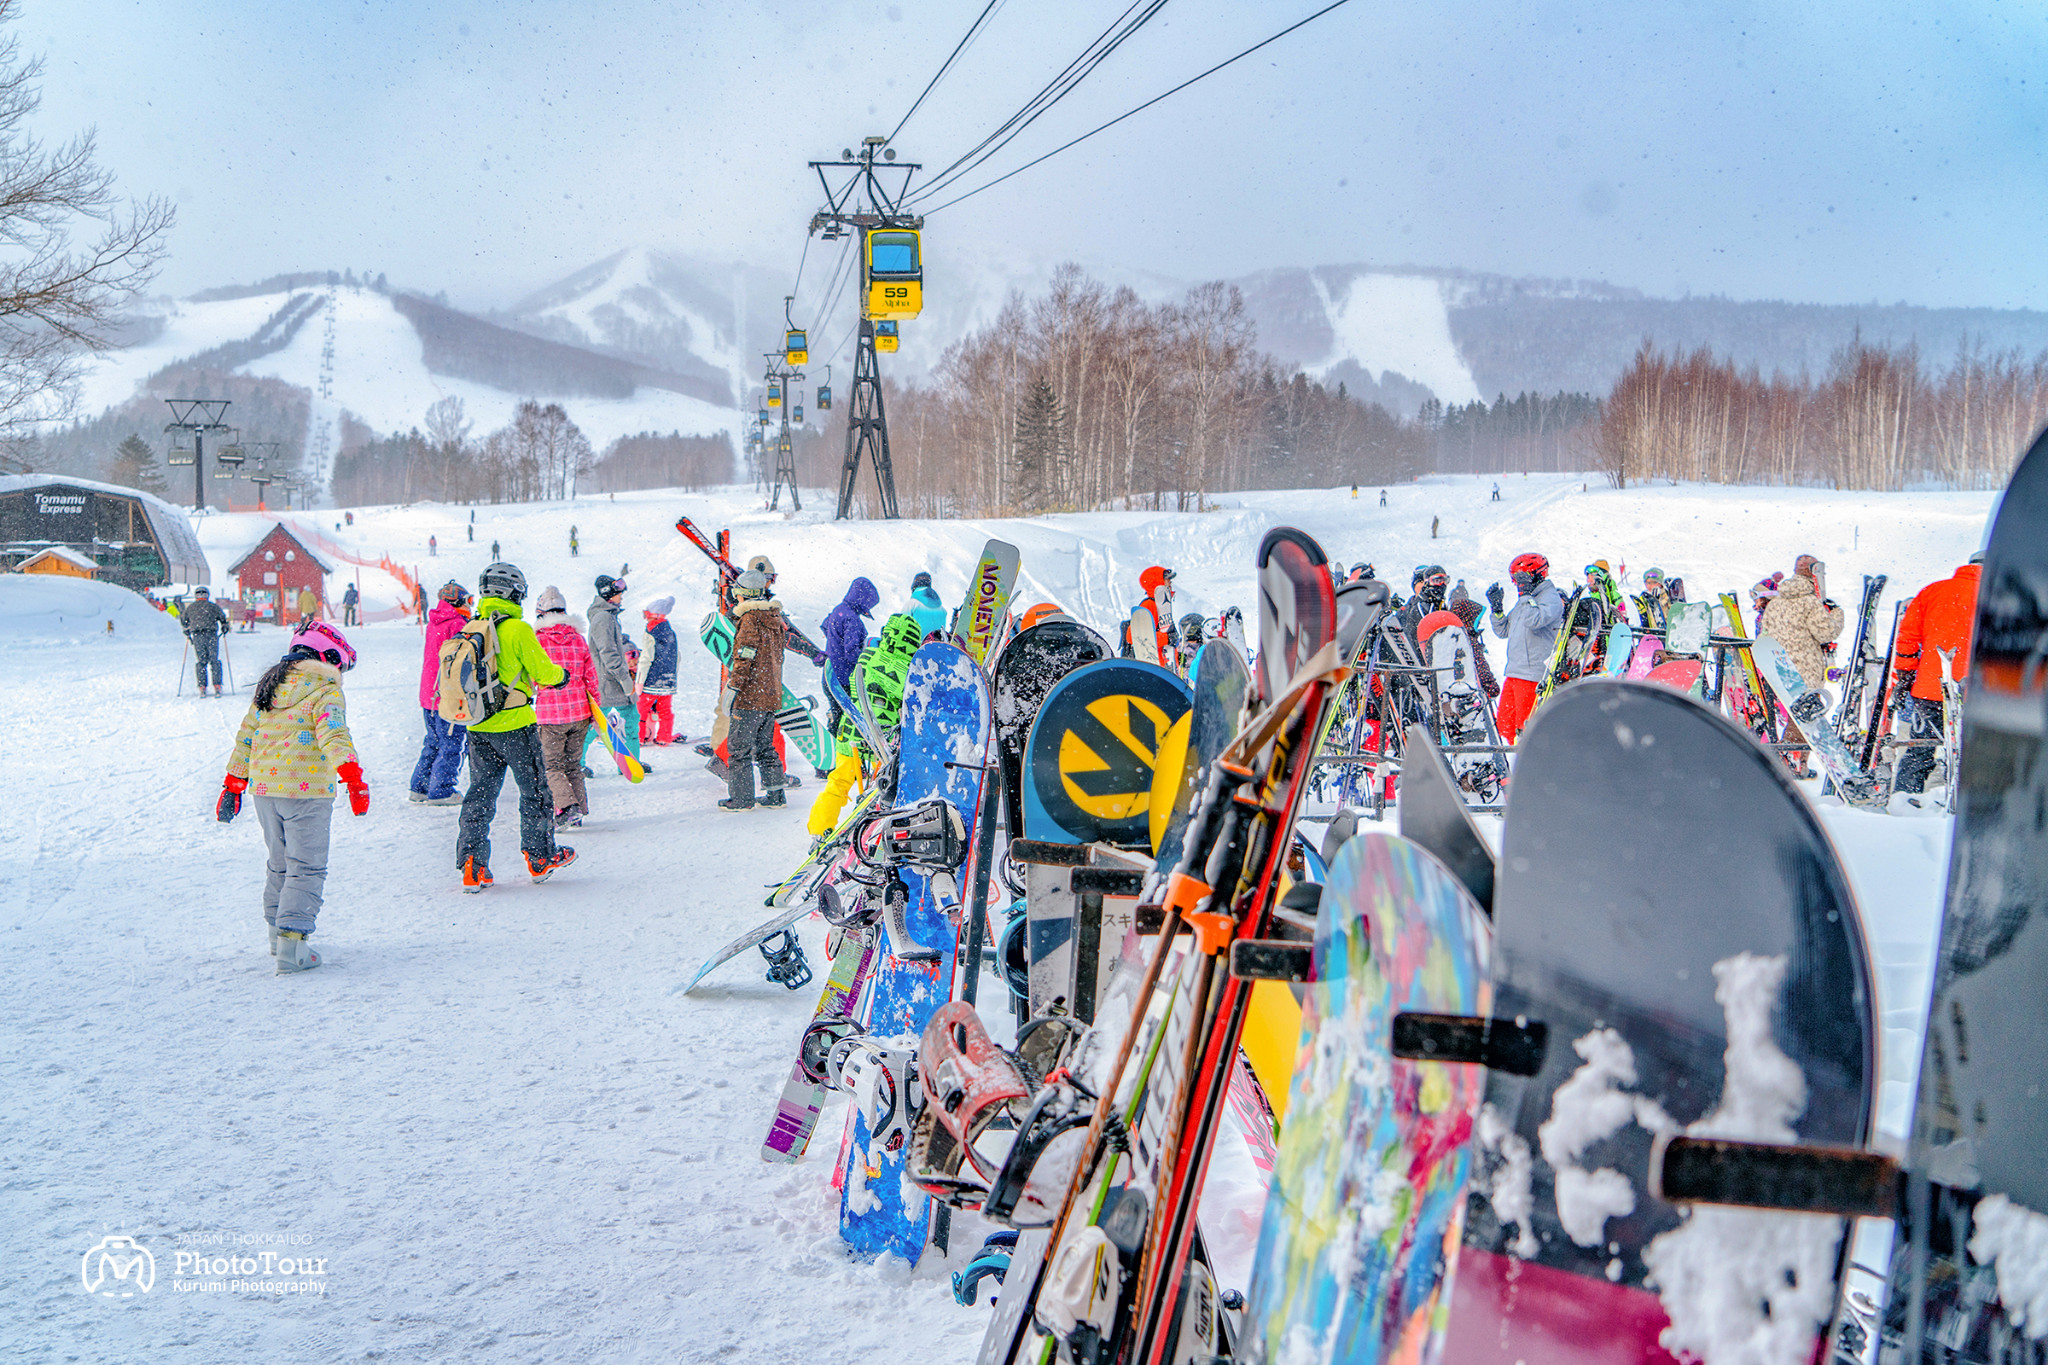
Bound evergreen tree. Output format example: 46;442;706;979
1010;376;1065;511
109;433;165;495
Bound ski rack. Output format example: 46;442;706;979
1314;657;1511;817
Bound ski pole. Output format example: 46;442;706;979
177;636;189;696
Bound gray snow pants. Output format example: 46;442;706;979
726;708;787;806
253;794;332;934
192;632;223;688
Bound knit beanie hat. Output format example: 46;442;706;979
535;585;567;615
644;595;675;618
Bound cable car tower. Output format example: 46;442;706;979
763;348;804;512
809;136;922;519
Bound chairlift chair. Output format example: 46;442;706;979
166;428;197;466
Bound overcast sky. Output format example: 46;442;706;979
26;0;2048;311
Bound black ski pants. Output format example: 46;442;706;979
191;632;223;688
458;725;558;871
1895;695;1945;794
727;708;787;806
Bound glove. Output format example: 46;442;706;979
336;759;370;817
1486;583;1506;613
720;687;738;715
1892;672;1915;713
217;774;247;823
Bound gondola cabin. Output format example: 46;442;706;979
758;408;770;426
874;320;900;354
767;381;782;408
785;329;809;365
793;405;804;424
864;228;922;320
816;386;833;411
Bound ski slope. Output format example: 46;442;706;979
1;475;1983;1360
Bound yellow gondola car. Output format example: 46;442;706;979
785;329;809;365
767;381;782;408
864;228;922;321
874;321;899;354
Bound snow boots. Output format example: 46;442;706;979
275;929;320;974
463;856;494;894
718;797;753;812
526;847;577;882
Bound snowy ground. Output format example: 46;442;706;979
2;475;1983;1359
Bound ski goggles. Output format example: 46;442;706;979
1417;572;1448;590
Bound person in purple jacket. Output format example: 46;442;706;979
409;581;472;804
820;576;878;735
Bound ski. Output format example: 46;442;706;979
1829;573;1887;745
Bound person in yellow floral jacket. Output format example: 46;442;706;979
217;620;369;975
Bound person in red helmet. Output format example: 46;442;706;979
1123;566;1176;666
1487;552;1565;744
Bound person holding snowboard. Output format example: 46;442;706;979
807;611;921;837
722;569;794;811
587;572;645;772
637;595;680;746
532;585;600;827
1888;552;1982;801
456;563;576;891
183;585;230;696
216;620;367;974
409;581;472;804
821;576;880;734
1760;555;1844;694
1488;552;1565;744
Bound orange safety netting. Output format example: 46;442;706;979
234;512;424;625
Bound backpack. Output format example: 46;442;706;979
437;616;525;725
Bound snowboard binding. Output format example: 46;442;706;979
826;1032;923;1155
905;1002;1034;1208
758;930;812;991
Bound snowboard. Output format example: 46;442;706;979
586;697;645;782
1646;659;1704;693
698;610;836;774
1716;592;1778;741
1751;635;1883;807
1664;599;1712;656
838;639;991;1262
1419;611;1508;802
991;620;1112;847
1149;638;1253;875
677;899;815;994
1239;833;1492;1365
959;539;1022;664
1625;634;1661;678
1441;679;1877;1365
1536;588;1605;700
1397;721;1495;916
1021;660;1191;849
1829;573;1887;742
1603;619;1635;676
762;921;881;1162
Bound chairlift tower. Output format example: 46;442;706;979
162;398;233;512
764;352;804;512
808;136;921;519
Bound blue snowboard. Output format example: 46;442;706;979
837;640;991;1262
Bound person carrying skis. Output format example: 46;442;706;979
1888;552;1982;801
1488;553;1565;744
341;582;360;627
456;563;575;890
908;571;947;639
532;585;600;827
721;569;795;811
806;611;921;837
1123;565;1175;663
821;576;880;734
1394;565;1450;654
587;572;645;772
216;620;367;974
637;595;680;745
183;585;230;696
409;581;472;804
1760;555;1844;694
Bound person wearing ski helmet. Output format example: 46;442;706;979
908;571;947;640
587;572;644;771
1889;551;1983;799
1760;555;1844;694
1124;566;1175;664
722;568;796;811
456;562;576;892
1488;552;1565;744
218;619;366;974
182;584;230;696
1395;565;1450;655
808;610;923;836
410;581;473;804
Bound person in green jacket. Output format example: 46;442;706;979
805;611;920;837
457;563;577;891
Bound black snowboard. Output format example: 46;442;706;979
1397;721;1495;915
992;619;1112;840
1881;427;2048;1362
1443;679;1877;1365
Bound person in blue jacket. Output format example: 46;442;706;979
637;595;680;745
820;576;878;734
909;571;947;640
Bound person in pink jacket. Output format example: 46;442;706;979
532;585;601;827
409;581;472;804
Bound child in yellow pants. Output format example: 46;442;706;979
807;746;864;836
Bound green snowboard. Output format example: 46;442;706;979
699;611;836;774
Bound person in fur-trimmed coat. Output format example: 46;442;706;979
1760;554;1845;692
721;570;794;811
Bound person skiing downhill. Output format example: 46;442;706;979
532;586;600;827
410;581;471;804
456;563;575;891
1888;552;1982;801
806;610;922;837
587;573;644;771
821;576;880;734
216;620;368;974
1488;552;1565;744
722;569;794;812
637;596;680;745
182;585;230;696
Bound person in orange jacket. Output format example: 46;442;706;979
1889;552;1981;796
1123;565;1176;666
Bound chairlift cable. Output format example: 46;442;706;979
921;0;1355;217
887;0;1009;145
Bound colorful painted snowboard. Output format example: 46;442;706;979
1442;679;1876;1365
763;922;881;1162
698;610;836;773
959;539;1022;664
1751;634;1883;807
838;640;990;1262
1240;833;1492;1364
587;697;645;782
